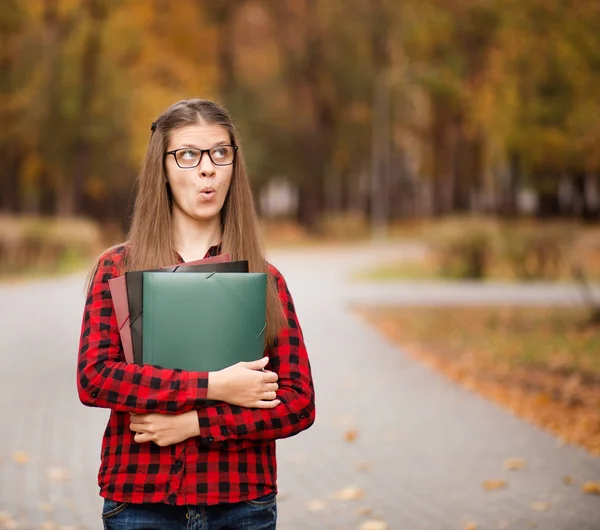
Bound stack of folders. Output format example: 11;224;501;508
108;254;267;372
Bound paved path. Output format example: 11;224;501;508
0;242;599;530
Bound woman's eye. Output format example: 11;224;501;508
181;149;198;160
213;148;226;159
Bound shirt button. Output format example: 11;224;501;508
91;391;98;398
299;412;306;419
175;460;182;467
208;436;214;443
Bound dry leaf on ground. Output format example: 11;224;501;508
503;458;526;470
47;467;70;482
582;481;600;494
38;502;54;513
345;429;358;443
356;506;373;516
530;501;550;511
356;460;372;472
563;475;574;485
483;479;507;492
4;519;19;530
332;486;364;501
306;500;328;512
12;451;29;464
464;523;477;530
40;523;58;530
358;520;388;530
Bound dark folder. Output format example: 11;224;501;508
142;272;267;372
126;261;249;364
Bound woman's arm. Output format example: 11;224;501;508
77;251;210;414
194;267;315;444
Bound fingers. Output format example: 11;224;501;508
254;399;281;409
262;391;277;401
264;382;279;393
244;357;269;370
134;432;152;444
261;370;279;383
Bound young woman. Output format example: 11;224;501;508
77;99;316;529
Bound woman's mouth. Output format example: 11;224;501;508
199;187;216;200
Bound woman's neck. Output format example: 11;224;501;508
172;210;222;262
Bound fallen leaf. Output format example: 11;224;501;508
306;500;327;512
356;461;372;472
12;451;29;464
331;486;364;501
530;501;550;511
503;458;526;471
464;523;477;530
483;480;507;492
582;481;600;495
345;429;358;443
38;502;54;513
4;519;19;530
47;467;70;482
562;475;574;485
40;523;58;530
358;520;388;530
356;506;373;516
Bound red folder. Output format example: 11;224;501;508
108;254;231;362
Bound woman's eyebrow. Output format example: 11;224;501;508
176;141;229;149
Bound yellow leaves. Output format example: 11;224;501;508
344;428;359;443
464;523;478;530
356;506;373;517
39;502;54;513
483;479;507;492
356;460;372;472
503;457;526;470
530;501;550;511
331;486;364;501
582;481;600;495
12;451;29;464
306;500;327;512
563;475;574;485
47;467;70;482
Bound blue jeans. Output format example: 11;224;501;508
101;493;277;530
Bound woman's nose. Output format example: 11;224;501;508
197;153;216;177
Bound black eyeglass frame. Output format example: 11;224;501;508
164;145;239;168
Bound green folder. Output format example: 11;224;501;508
142;272;267;372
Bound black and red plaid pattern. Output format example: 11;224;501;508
77;244;315;505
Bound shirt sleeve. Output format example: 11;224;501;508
195;267;316;444
77;251;210;413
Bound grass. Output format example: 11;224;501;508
357;246;600;283
356;305;600;456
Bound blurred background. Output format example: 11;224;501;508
1;0;600;254
1;0;600;528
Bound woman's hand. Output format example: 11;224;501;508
208;356;280;408
130;410;199;447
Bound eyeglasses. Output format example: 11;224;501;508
165;145;238;168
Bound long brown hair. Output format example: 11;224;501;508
90;99;286;345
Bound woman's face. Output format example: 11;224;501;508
165;123;234;224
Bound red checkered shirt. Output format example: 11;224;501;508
77;244;315;505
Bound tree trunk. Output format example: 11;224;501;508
70;0;108;215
